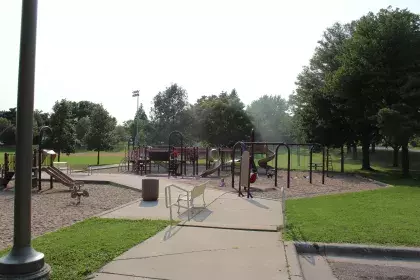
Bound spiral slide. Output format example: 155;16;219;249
200;148;221;177
257;149;275;171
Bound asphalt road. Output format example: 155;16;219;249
299;254;420;280
328;256;420;280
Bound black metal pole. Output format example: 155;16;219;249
168;140;171;179
49;155;53;189
322;146;325;184
286;145;291;188
205;147;209;169
309;146;313;184
196;148;198;175
0;0;51;277
127;139;130;171
249;130;255;198
38;139;42;191
326;147;330;177
231;146;235;189
275;145;279;187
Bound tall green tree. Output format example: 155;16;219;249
0;108;16;145
85;105;117;165
49;99;77;160
247;95;292;142
290;22;355;149
150;83;189;143
193;90;253;146
328;7;420;171
71;101;101;120
75;116;91;146
0;118;12;144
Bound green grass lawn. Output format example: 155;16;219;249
57;153;124;169
0;218;171;280
284;185;420;246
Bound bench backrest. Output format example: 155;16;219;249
191;182;207;199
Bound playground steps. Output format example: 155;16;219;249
327;152;334;172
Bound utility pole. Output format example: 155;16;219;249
0;0;51;278
132;90;139;146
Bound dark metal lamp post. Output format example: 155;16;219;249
38;126;52;191
0;1;51;278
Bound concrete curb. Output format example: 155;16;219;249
40;178;141;192
294;241;420;260
354;174;390;187
283;241;304;279
179;221;280;232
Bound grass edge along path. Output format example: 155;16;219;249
0;218;171;280
284;186;420;247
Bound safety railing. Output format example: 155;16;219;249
165;184;190;221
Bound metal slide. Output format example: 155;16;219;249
200;160;222;177
200;148;222;177
257;149;275;171
42;166;82;188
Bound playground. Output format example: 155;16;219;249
0;129;407;279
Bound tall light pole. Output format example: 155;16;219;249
0;0;51;278
132;90;139;146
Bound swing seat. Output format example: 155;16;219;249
250;172;257;183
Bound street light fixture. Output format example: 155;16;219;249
0;0;51;278
132;90;140;146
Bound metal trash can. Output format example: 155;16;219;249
142;179;159;201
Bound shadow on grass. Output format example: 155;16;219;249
356;169;420;187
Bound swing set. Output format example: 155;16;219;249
230;129;328;198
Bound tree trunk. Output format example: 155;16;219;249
97;150;100;165
361;139;372;170
392;146;399;167
347;144;351;155
340;145;344;173
352;144;357;160
371;142;376;153
58;150;61;162
401;144;410;177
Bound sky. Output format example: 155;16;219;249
1;0;420;124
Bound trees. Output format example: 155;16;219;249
85;105;117;165
71;101;101;120
75;117;91;146
193;90;253;146
246;95;292;142
0;108;16;145
328;7;420;172
290;22;354;148
0;118;12;144
0;108;46;145
150;84;189;143
49;100;76;160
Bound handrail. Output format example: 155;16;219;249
165;184;190;221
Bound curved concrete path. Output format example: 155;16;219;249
45;173;291;279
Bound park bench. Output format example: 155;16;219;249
165;181;208;221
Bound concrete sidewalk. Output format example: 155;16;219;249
93;226;288;280
44;172;289;279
